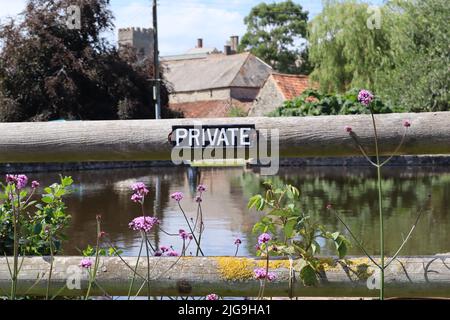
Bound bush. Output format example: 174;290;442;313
269;89;405;117
0;175;73;256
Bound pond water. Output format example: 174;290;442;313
28;166;450;257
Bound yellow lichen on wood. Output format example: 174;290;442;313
215;257;255;281
214;257;292;281
321;257;375;280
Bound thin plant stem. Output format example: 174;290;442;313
144;232;151;300
385;200;428;268
380;128;408;167
178;202;204;256
85;217;102;300
196;203;204;256
370;108;385;300
45;231;54;300
11;189;19;300
127;235;145;299
333;211;381;269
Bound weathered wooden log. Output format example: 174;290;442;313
0;112;449;163
1;255;449;298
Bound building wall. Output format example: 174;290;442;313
248;77;285;116
169;88;231;104
118;28;154;59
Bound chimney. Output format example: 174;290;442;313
197;38;203;48
224;45;232;56
230;36;239;52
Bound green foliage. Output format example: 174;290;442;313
239;0;311;74
0;0;174;122
308;0;391;93
228;106;247;117
307;0;449;112
248;180;350;285
378;0;449;112
269;88;404;117
82;244;122;257
0;176;73;255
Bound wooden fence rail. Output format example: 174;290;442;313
1;256;449;298
0;112;449;163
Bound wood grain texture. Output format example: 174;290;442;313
0;112;449;163
0;256;449;297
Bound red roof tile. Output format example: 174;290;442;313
271;73;313;100
168;100;253;118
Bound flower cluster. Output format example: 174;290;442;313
80;258;92;269
179;229;193;240
128;216;159;232
357;89;374;106
234;238;242;245
206;294;219;300
253;268;276;282
5;174;29;190
155;246;179;257
131;182;149;203
171;192;184;202
197;185;207;193
258;233;271;245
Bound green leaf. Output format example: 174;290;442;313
337;241;348;259
41;196;53;204
33;222;42;235
283;218;297;239
300;265;318;286
248;195;262;210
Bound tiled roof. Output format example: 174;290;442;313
271;73;312;100
163;53;272;93
168;100;253;118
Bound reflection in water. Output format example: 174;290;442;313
25;167;450;256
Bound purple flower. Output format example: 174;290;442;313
358;89;374;106
166;250;179;257
131;193;144;203
206;294;219;300
195;196;203;203
131;182;149;196
5;175;16;184
154;250;163;257
344;126;353;133
5;174;28;190
258;233;271;244
80;258;92;269
197;185;207;193
171;192;184;202
234;238;242;245
160;246;170;253
253;268;276;282
403;120;411;128
179;229;192;240
129;216;159;232
31;180;40;189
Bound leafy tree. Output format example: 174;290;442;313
307;0;448;112
0;0;174;122
238;0;310;74
378;0;449;112
308;0;391;93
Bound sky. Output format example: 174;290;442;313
0;0;384;56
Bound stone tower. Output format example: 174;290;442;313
118;27;154;60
